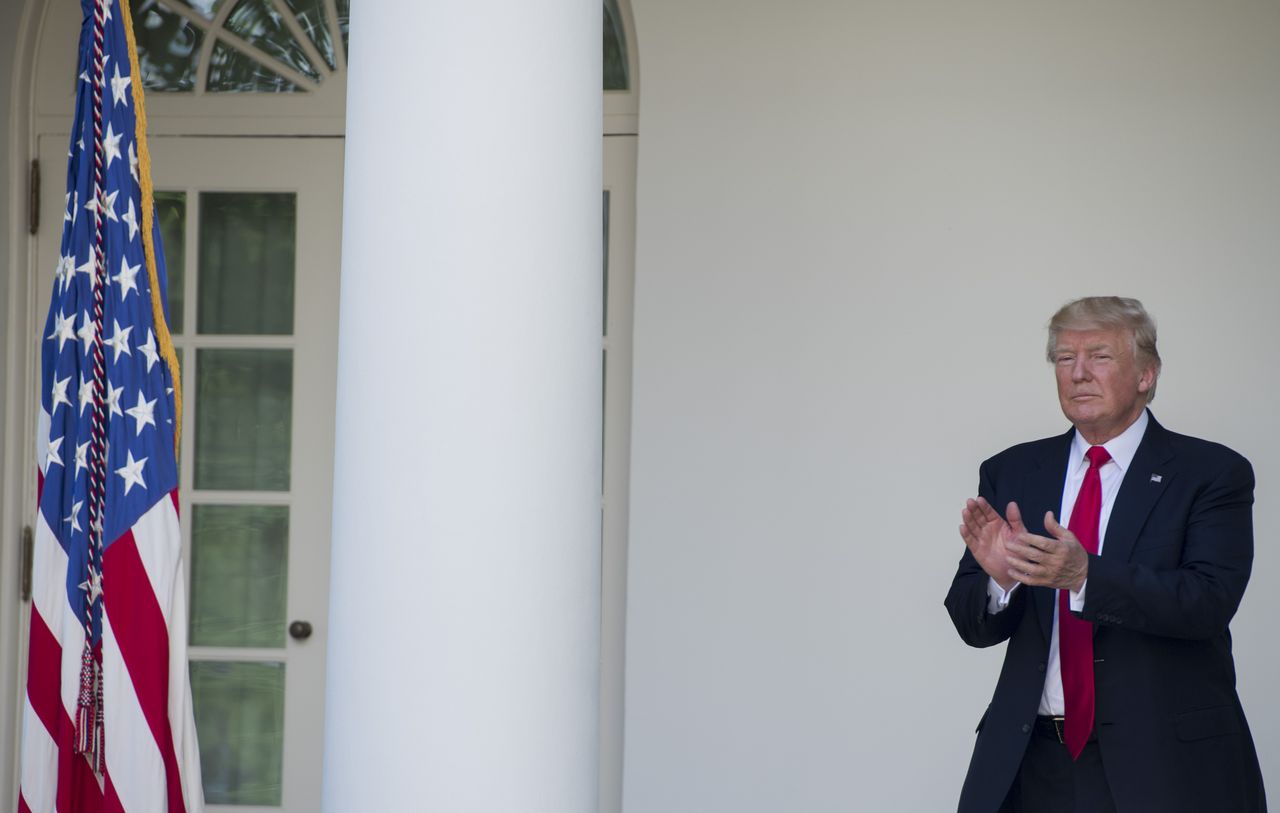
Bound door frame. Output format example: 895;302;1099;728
1;0;47;805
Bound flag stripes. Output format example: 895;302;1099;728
20;0;203;808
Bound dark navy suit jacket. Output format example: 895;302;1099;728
946;412;1265;813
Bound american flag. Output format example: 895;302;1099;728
20;0;204;810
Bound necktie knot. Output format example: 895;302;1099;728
1086;445;1111;469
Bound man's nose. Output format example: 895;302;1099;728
1071;360;1091;381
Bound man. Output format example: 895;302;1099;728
946;296;1266;813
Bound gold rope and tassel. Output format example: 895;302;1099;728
119;0;183;456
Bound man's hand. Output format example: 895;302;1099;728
1004;511;1089;592
959;497;1025;592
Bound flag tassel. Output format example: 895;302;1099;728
74;642;105;774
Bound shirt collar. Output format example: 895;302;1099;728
1070;409;1149;474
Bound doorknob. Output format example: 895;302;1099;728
288;620;313;641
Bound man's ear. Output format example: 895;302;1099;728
1137;365;1156;394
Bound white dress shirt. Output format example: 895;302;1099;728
985;410;1149;715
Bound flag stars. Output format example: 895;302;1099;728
115;450;147;496
76;255;98;286
105;320;133;362
78;374;95;417
77;311;98;356
122;198;139;241
55;253;75;293
105;382;124;419
110;64;131;107
80;569;103;605
128;142;139;184
75;440;90;478
48;310;77;352
126;393;157;436
46;435;64;469
139;329;161;372
85;188;119;223
65;500;84;534
114;256;141;300
50;374;72;414
103;123;123;168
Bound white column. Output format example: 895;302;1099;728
321;1;601;810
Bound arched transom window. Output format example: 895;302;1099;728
132;0;349;92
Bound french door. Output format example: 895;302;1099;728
33;134;343;812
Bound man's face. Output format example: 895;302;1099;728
1052;327;1155;444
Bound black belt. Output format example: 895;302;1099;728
1034;715;1099;744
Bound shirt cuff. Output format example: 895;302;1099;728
1068;580;1087;612
987;578;1020;614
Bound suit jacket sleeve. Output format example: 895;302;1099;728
945;458;1028;648
1081;451;1254;640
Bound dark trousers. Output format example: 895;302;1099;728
1001;720;1117;813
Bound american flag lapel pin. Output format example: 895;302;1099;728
1150;474;1163;483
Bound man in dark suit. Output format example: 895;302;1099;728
946;296;1266;813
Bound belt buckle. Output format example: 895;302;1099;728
1051;716;1065;744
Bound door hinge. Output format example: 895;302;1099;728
29;159;40;235
21;525;34;602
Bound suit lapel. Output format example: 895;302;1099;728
1026;430;1074;644
1100;413;1174;565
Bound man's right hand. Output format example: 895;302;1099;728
959;498;1025;592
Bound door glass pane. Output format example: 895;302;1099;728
198;192;297;334
155;191;186;335
223;0;322;82
134;0;206;92
194;349;293;491
190;505;288;647
191;660;285;806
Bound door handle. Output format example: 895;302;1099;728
288;620;313;641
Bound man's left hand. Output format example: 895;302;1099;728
1003;511;1089;592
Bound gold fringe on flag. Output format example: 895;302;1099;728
119;0;183;457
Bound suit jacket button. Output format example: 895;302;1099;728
1021;723;1031;734
1037;662;1046;672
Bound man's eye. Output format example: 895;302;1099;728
1056;356;1074;364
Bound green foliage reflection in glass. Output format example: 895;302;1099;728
219;0;321;85
335;0;351;58
197;192;296;335
604;0;629;90
194;349;293;491
207;39;300;92
283;0;337;69
190;661;285;805
190;504;289;647
133;1;205;91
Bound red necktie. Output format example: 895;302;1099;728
1060;445;1111;759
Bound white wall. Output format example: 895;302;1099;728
624;2;1280;810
